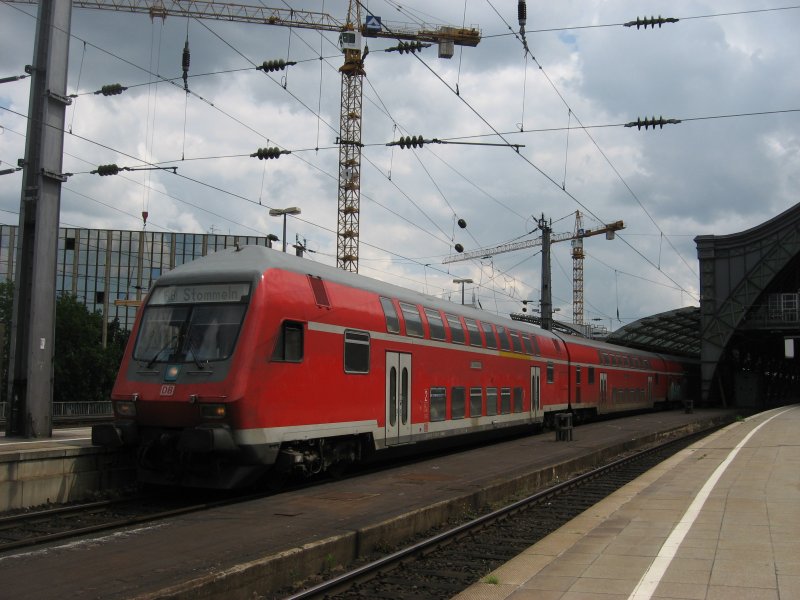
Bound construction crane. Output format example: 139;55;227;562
13;0;480;272
444;212;624;330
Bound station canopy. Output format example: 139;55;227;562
606;307;700;358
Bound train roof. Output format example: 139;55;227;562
155;246;683;362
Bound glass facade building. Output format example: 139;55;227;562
0;225;273;331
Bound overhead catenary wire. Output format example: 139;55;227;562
7;1;768;314
0;4;528;310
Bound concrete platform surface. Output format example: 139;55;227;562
456;405;800;600
0;409;736;600
0;427;136;511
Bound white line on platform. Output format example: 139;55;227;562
626;406;795;600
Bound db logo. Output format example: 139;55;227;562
160;385;175;396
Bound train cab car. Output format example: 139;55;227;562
93;245;692;489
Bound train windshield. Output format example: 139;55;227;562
133;282;250;365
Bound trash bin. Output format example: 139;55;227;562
555;412;573;441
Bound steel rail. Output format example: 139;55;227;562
285;425;718;599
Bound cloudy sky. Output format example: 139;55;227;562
1;1;798;331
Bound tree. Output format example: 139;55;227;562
0;284;128;405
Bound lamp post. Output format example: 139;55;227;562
453;278;473;305
269;206;301;252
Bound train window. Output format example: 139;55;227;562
464;318;482;347
576;365;581;385
344;330;370;374
500;388;511;413
643;359;651;370
588;366;595;385
546;361;554;384
308;275;331;308
469;387;482;416
552;338;563;354
452;387;466;419
495;326;511;351
271;320;304;362
521;334;533;355
430;387;446;422
529;334;541;355
613;355;620;367
633;357;641;369
480;322;498;349
509;330;522;353
380;297;400;334
601;352;609;365
486;387;498;416
424;308;446;341
400;302;424;338
513;387;523;412
622;356;630;367
445;313;465;344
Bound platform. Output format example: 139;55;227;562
0;428;134;511
456;405;800;600
0;409;736;600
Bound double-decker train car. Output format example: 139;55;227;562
93;245;692;488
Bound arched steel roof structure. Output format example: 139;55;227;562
606;307;700;358
695;202;800;403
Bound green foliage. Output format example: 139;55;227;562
0;283;128;403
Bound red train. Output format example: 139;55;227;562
93;245;692;488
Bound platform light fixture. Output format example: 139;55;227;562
269;207;301;252
453;278;473;305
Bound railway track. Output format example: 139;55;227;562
0;490;256;553
282;426;716;600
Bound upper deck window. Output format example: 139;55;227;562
399;302;424;337
464;318;482;347
380;297;400;334
424;308;446;341
495;326;511;351
445;313;465;344
529;334;541;355
509;330;522;353
480;322;497;349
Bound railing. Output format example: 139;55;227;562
0;401;112;422
745;294;800;327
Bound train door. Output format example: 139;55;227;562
600;373;608;410
530;366;541;423
385;352;412;445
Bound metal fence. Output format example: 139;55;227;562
0;401;112;422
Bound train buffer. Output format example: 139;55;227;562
555;412;574;441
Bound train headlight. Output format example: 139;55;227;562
115;401;137;417
200;404;226;419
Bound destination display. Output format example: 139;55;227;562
149;283;250;305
